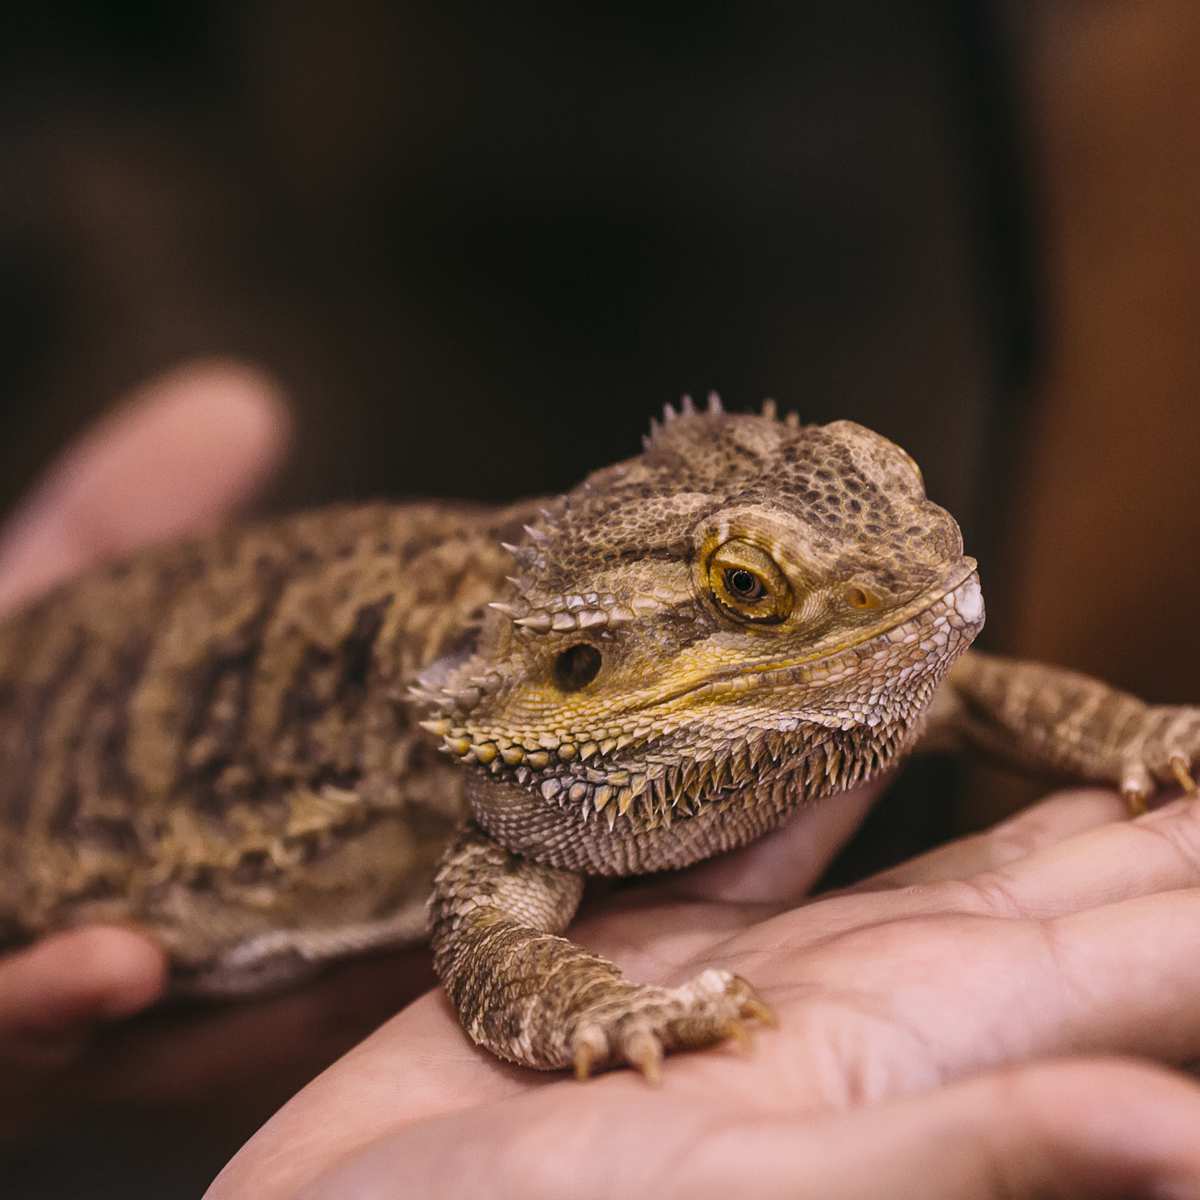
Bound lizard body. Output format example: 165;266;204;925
2;401;1197;1075
0;500;537;989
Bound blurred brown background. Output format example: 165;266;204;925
1;2;1199;1195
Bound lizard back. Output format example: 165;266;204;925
0;500;530;984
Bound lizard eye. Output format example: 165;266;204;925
707;540;793;624
724;568;764;601
554;643;602;691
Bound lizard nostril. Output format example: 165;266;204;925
554;644;602;692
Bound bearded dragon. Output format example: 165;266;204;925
1;398;1197;1080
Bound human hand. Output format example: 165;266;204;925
210;784;1200;1198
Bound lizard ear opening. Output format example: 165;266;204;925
554;643;602;691
844;584;882;611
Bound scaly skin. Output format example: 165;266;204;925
1;398;1197;1076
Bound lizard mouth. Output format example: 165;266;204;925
634;557;982;713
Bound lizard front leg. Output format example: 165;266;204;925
934;650;1200;813
429;823;773;1080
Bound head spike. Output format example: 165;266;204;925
706;390;723;414
662;400;678;423
680;393;696;415
488;601;524;619
761;397;778;419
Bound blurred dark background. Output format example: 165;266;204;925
3;2;1200;1195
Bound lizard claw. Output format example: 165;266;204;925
721;1018;752;1053
623;1028;663;1086
1122;786;1149;816
1120;760;1154;816
566;969;778;1082
1170;754;1198;794
572;1025;606;1081
730;974;779;1028
573;1041;595;1082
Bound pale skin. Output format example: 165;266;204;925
7;369;1200;1198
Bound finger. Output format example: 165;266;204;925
0;358;289;614
771;791;1200;954
0;927;166;1049
721;1058;1200;1200
283;1058;1200;1200
938;792;1200;922
853;787;1127;891
782;884;1200;1090
657;778;884;906
766;1058;1200;1200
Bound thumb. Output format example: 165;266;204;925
0;359;289;614
0;927;166;1054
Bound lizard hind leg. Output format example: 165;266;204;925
173;902;430;998
429;823;775;1080
941;653;1200;817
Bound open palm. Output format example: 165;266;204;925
211;781;1200;1199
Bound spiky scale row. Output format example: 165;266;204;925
497;589;664;635
643;392;802;453
433;699;915;834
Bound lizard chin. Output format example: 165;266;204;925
459;571;984;875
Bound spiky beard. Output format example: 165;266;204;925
417;577;980;836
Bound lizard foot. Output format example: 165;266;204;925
570;969;776;1084
1119;705;1200;815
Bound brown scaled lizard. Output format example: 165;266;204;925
1;398;1197;1080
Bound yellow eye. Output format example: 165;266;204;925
708;539;793;624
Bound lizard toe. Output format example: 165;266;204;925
567;968;777;1082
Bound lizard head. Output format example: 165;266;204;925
416;398;983;870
